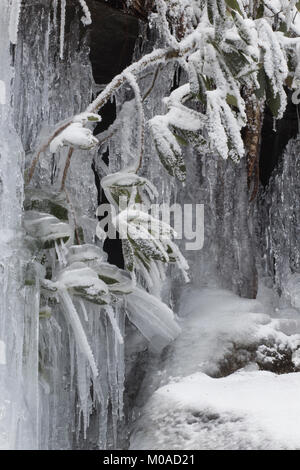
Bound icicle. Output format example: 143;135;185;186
112;304;125;421
79;299;88;322
54;240;67;266
54;240;63;265
60;240;68;264
9;0;22;44
105;305;124;345
59;289;98;378
78;0;92;26
296;105;300;134
124;71;144;171
59;0;66;60
273;116;277;133
75;347;90;438
53;0;58;27
0;80;5;105
0;340;6;365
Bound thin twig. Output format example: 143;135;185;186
63;188;81;245
88;41;198;114
136;119;145;174
61;147;74;191
60;128;116;190
26;121;72;185
123;71;145;174
28;36;200;179
98;130;116;146
142;64;161;102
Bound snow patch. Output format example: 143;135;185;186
131;370;300;450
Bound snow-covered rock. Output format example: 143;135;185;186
131;370;300;450
130;287;300;450
157;288;300;380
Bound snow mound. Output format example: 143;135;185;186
130;370;300;450
130;287;300;450
161;288;300;380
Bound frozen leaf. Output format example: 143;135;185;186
126;287;181;352
67;244;107;264
55;262;110;305
24;210;72;244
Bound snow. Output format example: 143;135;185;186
257;19;288;119
49;122;99;153
130;287;300;449
131;370;300;450
55;262;109;301
142;287;300;380
78;0;92;26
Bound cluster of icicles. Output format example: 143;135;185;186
9;0;91;54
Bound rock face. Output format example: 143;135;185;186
86;1;139;84
259;138;300;298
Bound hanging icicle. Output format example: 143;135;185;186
59;0;66;60
9;0;22;44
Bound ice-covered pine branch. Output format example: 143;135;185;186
100;170;189;288
29;0;300;186
148;0;300;170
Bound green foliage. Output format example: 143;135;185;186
225;0;242;15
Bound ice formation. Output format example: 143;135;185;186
9;0;22;45
1;0;300;451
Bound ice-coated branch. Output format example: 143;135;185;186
27;29;202;183
27;113;100;185
78;0;92;25
61;147;74;191
87;27;202;113
142;64;161;101
123;71;145;173
154;0;178;47
59;289;98;378
26;120;72;184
